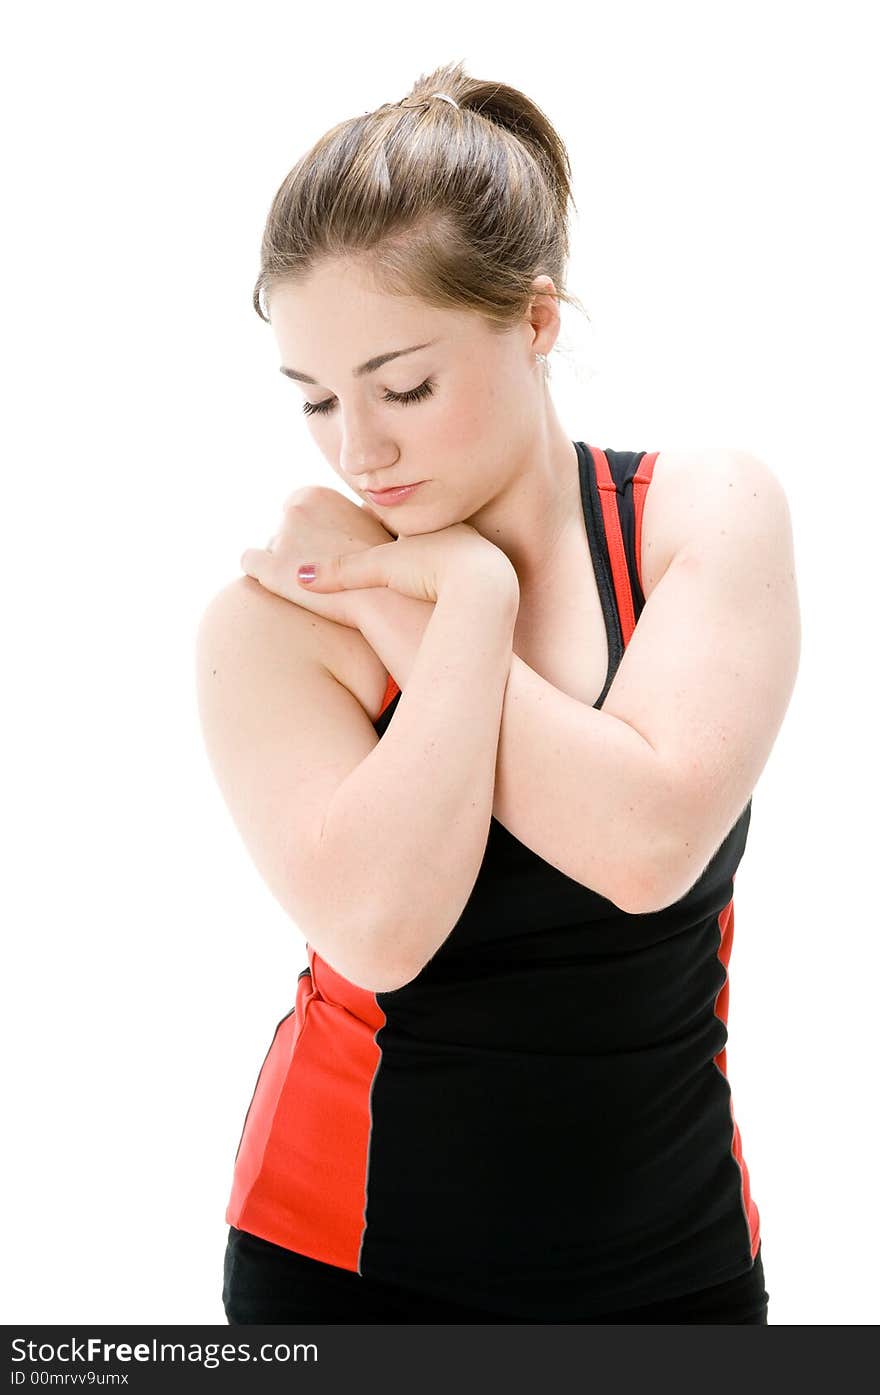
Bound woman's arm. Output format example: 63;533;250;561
317;567;518;985
350;590;653;911
350;451;801;916
235;501;522;986
196;567;516;993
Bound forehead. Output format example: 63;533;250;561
268;259;478;372
271;260;428;338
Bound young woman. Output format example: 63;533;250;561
196;60;800;1324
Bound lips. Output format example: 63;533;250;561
366;482;418;495
364;481;425;507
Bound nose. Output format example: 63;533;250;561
339;426;401;490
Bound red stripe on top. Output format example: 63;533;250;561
226;948;386;1271
591;446;659;644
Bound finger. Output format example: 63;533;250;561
297;542;392;592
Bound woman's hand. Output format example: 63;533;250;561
294;521;518;608
242;485;519;613
240;486;398;629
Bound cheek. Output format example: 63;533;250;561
426;382;513;485
432;387;492;451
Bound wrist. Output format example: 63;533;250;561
438;557;520;622
352;587;434;692
348;585;433;631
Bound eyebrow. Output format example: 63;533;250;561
279;339;439;385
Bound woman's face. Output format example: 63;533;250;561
268;258;554;535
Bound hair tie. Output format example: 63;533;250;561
387;92;461;113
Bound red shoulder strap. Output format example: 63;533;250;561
590;446;660;646
590;446;636;645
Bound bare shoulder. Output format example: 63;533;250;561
639;447;792;600
197;575;390;723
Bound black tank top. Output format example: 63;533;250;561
225;442;762;1321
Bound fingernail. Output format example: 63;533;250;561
297;564;318;583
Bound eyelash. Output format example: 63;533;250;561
301;378;436;417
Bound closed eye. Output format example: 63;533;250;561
302;378;436;417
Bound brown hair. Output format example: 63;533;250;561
252;59;588;351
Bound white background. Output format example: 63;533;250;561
3;0;877;1326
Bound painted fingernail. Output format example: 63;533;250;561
297;564;317;583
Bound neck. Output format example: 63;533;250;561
467;403;583;598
